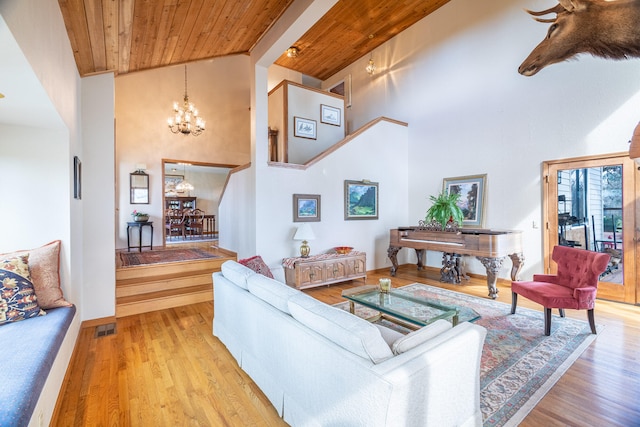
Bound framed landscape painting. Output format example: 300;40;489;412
320;104;341;126
293;194;321;222
442;174;487;227
344;180;378;220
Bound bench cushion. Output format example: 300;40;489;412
0;305;76;427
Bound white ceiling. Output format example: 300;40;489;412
0;15;63;129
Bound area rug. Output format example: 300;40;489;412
119;248;221;267
334;283;600;427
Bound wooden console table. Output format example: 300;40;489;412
283;252;366;290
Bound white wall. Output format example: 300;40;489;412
115;56;252;249
285;83;345;164
246;119;409;270
81;74;116;319
0;0;82;309
323;0;640;280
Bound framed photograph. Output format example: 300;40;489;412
165;174;184;194
294;117;317;139
442;174;487;227
320;104;341;126
344;180;378;220
73;156;82;200
293;194;321;222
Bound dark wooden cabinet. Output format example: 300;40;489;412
165;196;196;211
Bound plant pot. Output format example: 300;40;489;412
134;215;149;222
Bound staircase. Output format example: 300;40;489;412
115;251;234;317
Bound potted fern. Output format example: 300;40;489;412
425;192;464;230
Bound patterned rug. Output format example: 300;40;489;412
334;283;599;427
119;248;221;267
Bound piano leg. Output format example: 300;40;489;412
509;252;525;281
387;246;401;276
415;249;425;271
477;256;505;299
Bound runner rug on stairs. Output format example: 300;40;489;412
120;248;221;267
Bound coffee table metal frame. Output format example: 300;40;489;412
341;285;459;330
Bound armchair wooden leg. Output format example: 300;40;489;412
559;308;565;318
510;292;518;314
587;309;597;334
544;308;552;336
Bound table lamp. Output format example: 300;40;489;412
294;224;315;257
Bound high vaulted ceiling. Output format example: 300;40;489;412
58;0;450;81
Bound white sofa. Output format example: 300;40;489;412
213;260;487;427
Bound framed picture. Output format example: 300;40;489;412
294;117;317;139
344;180;378;220
442;174;487;227
73;156;82;200
320;104;341;126
165;174;184;194
293;194;321;222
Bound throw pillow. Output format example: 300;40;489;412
238;255;274;279
0;255;46;325
0;241;72;309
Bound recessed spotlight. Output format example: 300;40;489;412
0;93;5;99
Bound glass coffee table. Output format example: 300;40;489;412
342;285;460;330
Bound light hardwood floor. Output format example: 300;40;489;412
53;265;640;426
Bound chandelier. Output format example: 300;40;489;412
175;163;194;193
167;65;205;136
366;53;376;75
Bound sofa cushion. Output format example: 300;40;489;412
0;241;72;309
0;255;46;325
247;273;298;314
391;319;452;355
221;260;256;290
287;293;393;364
239;255;274;279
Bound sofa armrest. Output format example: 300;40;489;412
269;264;286;284
371;322;487;426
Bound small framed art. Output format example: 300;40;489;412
294;117;317;139
320;104;341;126
293;194;321;222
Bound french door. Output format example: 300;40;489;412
543;153;638;304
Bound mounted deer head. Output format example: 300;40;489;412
519;0;640;76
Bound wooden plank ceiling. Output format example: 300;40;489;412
58;0;450;80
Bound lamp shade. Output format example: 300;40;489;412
630;121;640;162
293;224;315;241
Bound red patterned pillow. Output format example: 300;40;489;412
0;254;46;325
238;255;274;279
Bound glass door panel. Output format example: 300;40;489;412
544;154;637;304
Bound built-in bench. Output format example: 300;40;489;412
0;305;76;427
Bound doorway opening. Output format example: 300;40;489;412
543;153;637;304
162;159;236;246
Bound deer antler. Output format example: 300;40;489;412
526;4;568;17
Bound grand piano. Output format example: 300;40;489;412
388;227;524;299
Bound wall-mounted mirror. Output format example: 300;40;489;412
130;171;149;204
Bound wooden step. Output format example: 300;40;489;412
116;284;212;318
115;257;227;281
116;271;214;297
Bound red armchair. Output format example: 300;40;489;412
511;245;610;336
